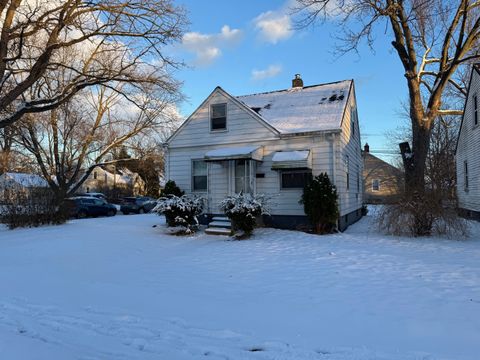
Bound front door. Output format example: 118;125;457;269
234;159;255;194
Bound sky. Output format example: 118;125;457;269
171;0;410;163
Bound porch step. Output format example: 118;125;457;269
209;220;231;228
212;216;229;222
205;227;232;236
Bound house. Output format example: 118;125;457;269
0;172;49;203
79;165;145;196
164;75;363;231
362;143;403;203
456;64;480;220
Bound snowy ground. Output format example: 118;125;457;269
0;212;479;360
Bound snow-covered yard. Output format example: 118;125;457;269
0;213;479;360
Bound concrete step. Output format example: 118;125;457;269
208;220;231;228
212;217;229;222
205;227;232;236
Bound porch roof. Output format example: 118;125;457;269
271;150;312;169
204;146;263;161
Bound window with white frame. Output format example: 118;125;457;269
372;179;380;191
464;161;469;190
280;170;311;189
210;103;227;131
192;160;207;191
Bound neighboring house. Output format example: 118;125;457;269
456;64;480;220
362;143;403;204
80;166;145;196
164;75;363;231
0;172;49;203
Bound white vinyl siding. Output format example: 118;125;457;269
456;68;480;211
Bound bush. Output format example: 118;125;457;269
220;193;269;239
0;188;68;229
300;173;339;234
376;192;469;238
153;195;205;235
162;180;184;198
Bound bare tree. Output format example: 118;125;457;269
0;0;186;129
295;0;480;235
16;82;181;202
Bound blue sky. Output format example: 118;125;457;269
172;0;409;162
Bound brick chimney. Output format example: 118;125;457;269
364;143;370;153
292;74;303;88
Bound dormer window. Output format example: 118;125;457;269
211;103;227;131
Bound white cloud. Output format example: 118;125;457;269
181;25;242;66
251;64;283;81
254;10;293;44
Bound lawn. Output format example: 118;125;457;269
0;212;479;359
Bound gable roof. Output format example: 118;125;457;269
236;80;353;134
362;152;403;176
166;87;279;144
0;172;49;188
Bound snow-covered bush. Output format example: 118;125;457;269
300;173;339;234
220;193;269;239
153;195;205;235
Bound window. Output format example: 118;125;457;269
464;161;469;190
211;103;227;131
474;94;478;126
192;160;207;191
281;170;311;189
356;166;360;192
346;155;350;191
372;179;380;191
93;171;97;180
351;106;357;137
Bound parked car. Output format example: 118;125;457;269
120;196;157;215
65;197;117;218
74;192;107;200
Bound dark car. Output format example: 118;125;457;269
74;192;107;200
65;197;117;218
120;196;157;215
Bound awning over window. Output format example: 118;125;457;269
204;146;263;161
271;150;311;169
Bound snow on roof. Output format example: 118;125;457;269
236;80;352;134
272;150;310;162
1;172;49;188
204;146;263;161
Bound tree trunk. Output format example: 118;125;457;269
405;104;434;236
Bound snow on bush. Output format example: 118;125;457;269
153;195;205;235
220;193;269;239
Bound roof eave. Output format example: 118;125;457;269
278;129;341;138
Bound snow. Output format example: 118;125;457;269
0;172;49;188
236;80;351;134
204;146;262;160
0;212;480;359
272;150;310;162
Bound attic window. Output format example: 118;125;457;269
211;103;227;131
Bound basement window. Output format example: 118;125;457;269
211;103;227;131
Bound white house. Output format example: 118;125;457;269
164;75;363;231
456;64;480;220
79;166;145;196
0;172;49;203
